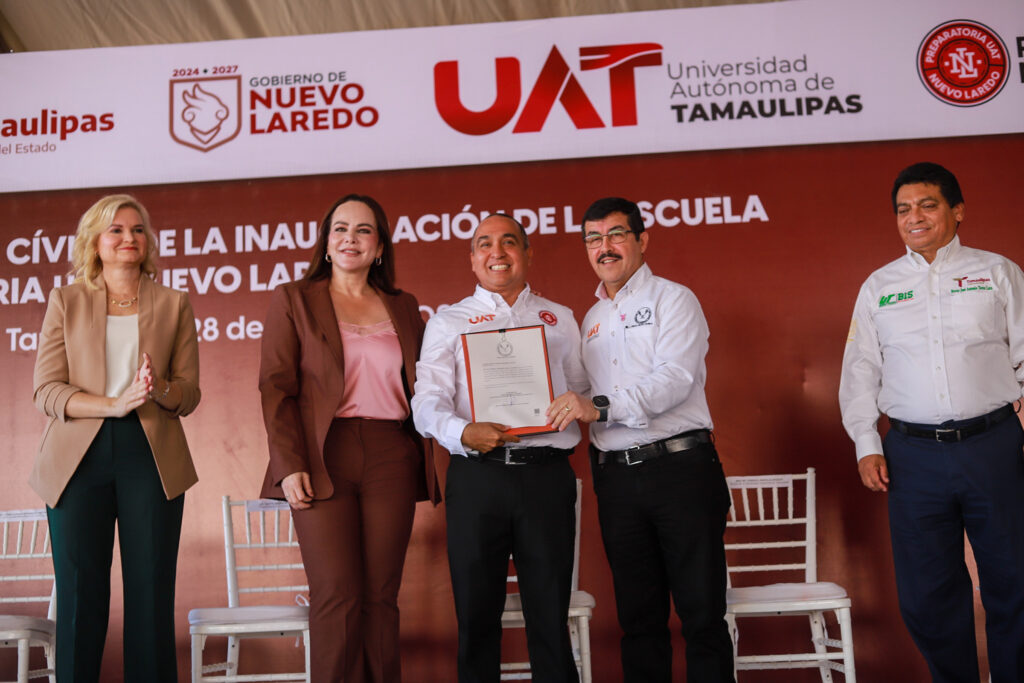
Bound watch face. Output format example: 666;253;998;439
593;395;610;409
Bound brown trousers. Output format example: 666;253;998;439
292;418;419;683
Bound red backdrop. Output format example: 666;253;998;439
1;133;1021;680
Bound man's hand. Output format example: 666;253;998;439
546;391;599;431
461;422;520;453
858;454;890;492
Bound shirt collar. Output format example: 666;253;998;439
904;234;961;269
473;283;532;310
594;262;652;302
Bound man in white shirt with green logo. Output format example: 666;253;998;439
839;162;1024;682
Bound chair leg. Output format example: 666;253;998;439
303;628;311;683
191;633;205;682
568;615;584;681
17;638;30;683
226;634;240;676
725;613;739;680
45;641;56;683
808;611;834;683
576;616;593;683
837;607;856;682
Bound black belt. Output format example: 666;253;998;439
471;445;574;465
594;429;712;466
889;404;1014;443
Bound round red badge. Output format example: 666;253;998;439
539;310;558;326
917;20;1008;107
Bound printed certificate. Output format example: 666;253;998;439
460;325;556;436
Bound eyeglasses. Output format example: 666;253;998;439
583;228;634;249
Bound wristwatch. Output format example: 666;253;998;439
592;395;610;422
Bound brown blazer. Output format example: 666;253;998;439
258;279;439;504
31;276;201;507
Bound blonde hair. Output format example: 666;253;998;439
71;194;158;287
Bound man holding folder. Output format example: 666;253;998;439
412;213;586;683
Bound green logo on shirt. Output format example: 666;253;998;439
878;290;914;307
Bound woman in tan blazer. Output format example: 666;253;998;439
32;194;200;683
260;193;437;683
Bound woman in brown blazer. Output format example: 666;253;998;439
259;193;438;683
32;194;200;683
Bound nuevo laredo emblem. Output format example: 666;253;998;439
169;76;242;151
917;20;1008;107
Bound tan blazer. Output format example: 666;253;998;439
259;279;439;504
31;276;201;507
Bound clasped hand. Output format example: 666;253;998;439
111;352;157;417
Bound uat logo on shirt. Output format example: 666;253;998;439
434;42;662;135
468;314;496;324
169;76;242;152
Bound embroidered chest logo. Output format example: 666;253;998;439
468;314;496;324
539;310;558;326
951;276;993;294
633;307;653;325
586;322;600;339
878;290;914;307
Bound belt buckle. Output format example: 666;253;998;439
935;428;960;442
504;447;525;465
623;446;644;466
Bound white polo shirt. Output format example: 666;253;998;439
412;284;585;456
582;263;714;452
839;236;1024;460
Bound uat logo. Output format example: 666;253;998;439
434;43;662;135
169;76;242;151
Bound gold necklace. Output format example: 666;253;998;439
110;295;138;308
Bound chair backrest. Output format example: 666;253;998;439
221;497;308;608
508;479;584;592
0;509;55;620
724;468;816;585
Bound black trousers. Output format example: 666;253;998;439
886;414;1024;683
445;454;579;683
591;441;734;683
47;413;184;683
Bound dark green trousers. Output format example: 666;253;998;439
47;412;184;683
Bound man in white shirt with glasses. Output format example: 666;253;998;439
548;197;734;682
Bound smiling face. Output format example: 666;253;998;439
895;182;963;263
95;206;147;269
470;215;532;304
583;211;648;298
326;200;383;276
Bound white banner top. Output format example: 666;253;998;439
1;0;1021;192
